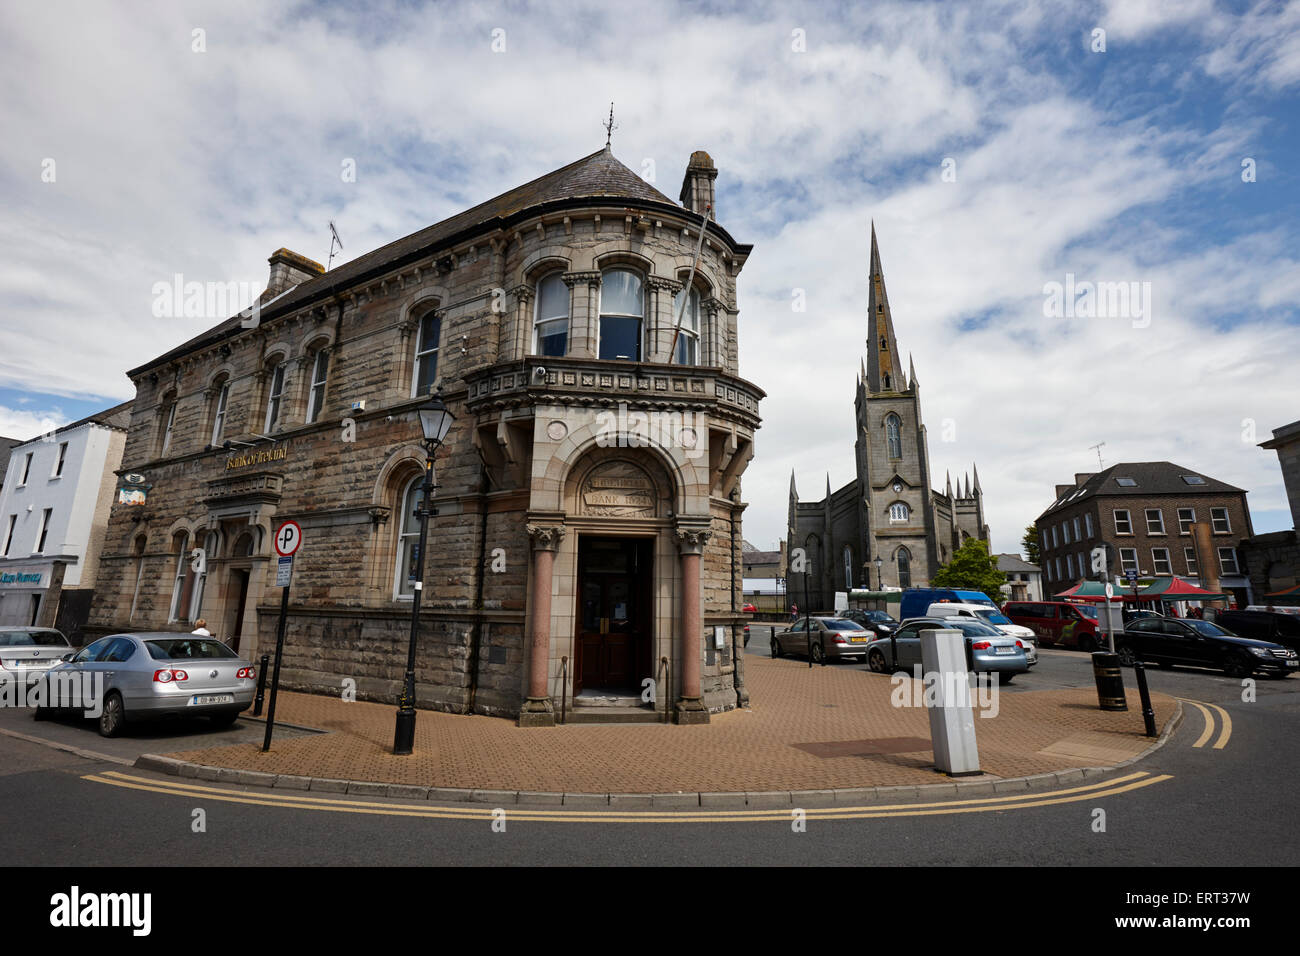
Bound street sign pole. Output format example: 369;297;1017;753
263;521;302;753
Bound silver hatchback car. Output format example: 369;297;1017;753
33;632;256;737
865;617;1030;684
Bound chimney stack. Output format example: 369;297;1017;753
679;150;718;219
1074;473;1096;487
264;248;324;300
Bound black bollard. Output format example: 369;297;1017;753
253;653;270;717
1131;659;1158;736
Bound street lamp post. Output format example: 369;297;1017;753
393;394;455;756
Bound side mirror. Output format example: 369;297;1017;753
61;653;73;662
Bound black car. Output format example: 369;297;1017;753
1117;616;1298;678
841;609;900;637
1212;610;1300;654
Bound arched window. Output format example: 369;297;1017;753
843;545;853;589
598;269;643;361
886;414;902;458
412;311;441;397
189;530;218;622
533;274;569;357
210;377;230;445
306;348;330;423
159;391;178;456
880;336;888;350
264;359;288;432
672;286;700;365
168;531;192;623
395;475;425;598
128;534;148;624
896;547;912;589
889;502;909;523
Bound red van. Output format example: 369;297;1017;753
1002;601;1104;651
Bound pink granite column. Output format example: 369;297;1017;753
675;527;710;724
521;524;564;727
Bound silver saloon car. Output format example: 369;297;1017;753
0;626;74;678
34;632;256;737
864;617;1030;684
771;617;874;663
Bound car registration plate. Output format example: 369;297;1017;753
1288;660;1298;668
994;646;1016;655
191;694;235;706
850;637;867;643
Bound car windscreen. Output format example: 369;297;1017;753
1073;606;1099;619
0;630;70;647
822;620;866;631
974;609;1013;626
865;611;898;623
146;639;238;660
1185;620;1232;638
924;619;1002;637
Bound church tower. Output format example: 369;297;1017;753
854;225;939;587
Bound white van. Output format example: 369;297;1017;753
924;602;1038;665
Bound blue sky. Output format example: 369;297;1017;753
1;0;1297;555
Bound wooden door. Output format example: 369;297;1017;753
575;538;652;694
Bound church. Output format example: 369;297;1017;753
787;227;989;608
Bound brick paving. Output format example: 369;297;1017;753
164;657;1175;793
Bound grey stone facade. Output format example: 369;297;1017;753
87;145;762;722
787;228;989;609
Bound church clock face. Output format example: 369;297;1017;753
893;481;902;493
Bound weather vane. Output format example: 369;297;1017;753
603;102;618;148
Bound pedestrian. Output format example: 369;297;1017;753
191;618;212;637
790;603;798;622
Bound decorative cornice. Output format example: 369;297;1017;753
646;276;683;294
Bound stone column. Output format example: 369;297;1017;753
646;276;682;364
520;524;565;727
563;271;601;359
509;285;532;361
675;526;710;724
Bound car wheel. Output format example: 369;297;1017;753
810;642;825;664
32;704;49;721
770;637;782;659
1079;636;1096;652
210;711;240;728
998;672;1015;685
98;692;126;738
1223;653;1254;679
1116;645;1136;667
868;649;888;673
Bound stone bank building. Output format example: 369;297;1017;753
88;146;763;724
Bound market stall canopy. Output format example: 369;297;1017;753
1053;581;1116;601
1138;576;1230;602
1264;583;1300;603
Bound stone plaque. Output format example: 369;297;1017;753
580;461;657;517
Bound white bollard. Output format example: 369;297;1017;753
919;628;981;776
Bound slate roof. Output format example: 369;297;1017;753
129;147;712;377
9;400;133;447
1040;461;1246;517
995;553;1040;573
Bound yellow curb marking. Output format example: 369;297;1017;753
1179;698;1231;750
81;769;1171;823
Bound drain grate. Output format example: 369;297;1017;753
793;737;933;758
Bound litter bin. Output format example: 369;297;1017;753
1091;651;1128;711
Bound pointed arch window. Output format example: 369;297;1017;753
889;502;909;523
896;547;912;589
843;545;853;588
885;414;902;458
395;475;425;598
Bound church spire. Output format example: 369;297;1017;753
865;222;905;394
946;470;953;498
972;463;982;495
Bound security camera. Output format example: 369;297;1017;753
533;367;547;381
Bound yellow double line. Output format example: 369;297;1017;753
81;769;1171;823
1178;698;1232;749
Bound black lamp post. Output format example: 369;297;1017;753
393;393;455;756
874;555;883;590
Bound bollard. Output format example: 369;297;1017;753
1091;651;1128;711
253;653;270;717
919;628;981;776
1132;660;1157;736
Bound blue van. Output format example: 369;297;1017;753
900;588;999;621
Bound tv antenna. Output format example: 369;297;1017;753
327;221;344;271
1089;441;1105;469
602;102;618;148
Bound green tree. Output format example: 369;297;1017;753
931;538;1008;596
1022;523;1040;566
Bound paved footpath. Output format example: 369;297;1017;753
160;657;1176;796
